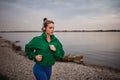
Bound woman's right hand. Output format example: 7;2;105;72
35;55;42;61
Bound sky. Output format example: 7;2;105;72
0;0;120;31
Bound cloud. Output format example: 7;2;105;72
0;0;120;30
0;1;57;30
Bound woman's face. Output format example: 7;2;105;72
45;23;54;36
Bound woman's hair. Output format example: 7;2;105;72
42;18;54;32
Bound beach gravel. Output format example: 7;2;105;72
0;38;120;80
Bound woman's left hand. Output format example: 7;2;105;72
50;45;56;51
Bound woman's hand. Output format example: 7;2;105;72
50;45;56;51
35;55;42;61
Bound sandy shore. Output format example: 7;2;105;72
0;38;120;80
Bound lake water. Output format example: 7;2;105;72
0;32;120;69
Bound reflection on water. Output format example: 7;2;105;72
0;32;120;69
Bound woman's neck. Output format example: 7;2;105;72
46;34;51;43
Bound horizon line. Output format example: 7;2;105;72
0;29;120;33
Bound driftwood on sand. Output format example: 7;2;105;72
56;54;84;64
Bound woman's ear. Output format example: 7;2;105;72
43;27;45;31
41;27;46;32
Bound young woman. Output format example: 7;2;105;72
25;18;64;80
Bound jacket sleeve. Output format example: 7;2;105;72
25;37;38;60
53;40;65;58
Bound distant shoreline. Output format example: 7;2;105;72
0;30;120;33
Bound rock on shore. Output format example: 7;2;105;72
0;38;120;80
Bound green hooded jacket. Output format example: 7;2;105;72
25;32;64;66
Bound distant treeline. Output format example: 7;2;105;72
0;30;120;33
55;30;120;32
